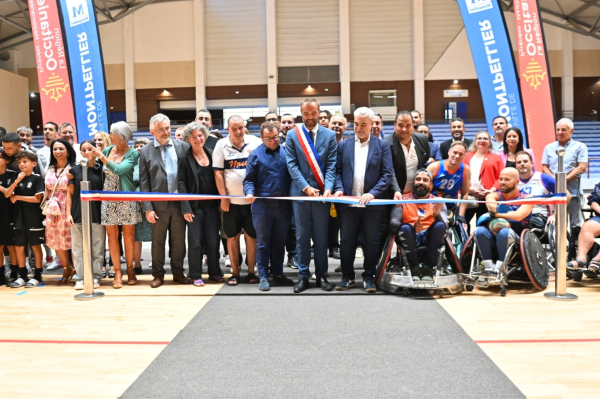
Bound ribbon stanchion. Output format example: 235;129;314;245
81;191;568;207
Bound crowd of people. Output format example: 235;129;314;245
0;97;590;292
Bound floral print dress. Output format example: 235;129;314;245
44;166;72;250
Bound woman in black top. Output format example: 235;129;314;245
177;122;223;286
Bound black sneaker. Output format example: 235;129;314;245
411;266;421;281
335;276;355;291
421;266;434;282
363;279;377;293
287;255;298;269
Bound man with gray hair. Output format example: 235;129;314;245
332;107;393;292
542;118;588;228
139;113;190;288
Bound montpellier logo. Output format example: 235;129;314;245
66;0;90;27
466;0;493;14
42;73;70;102
522;58;546;90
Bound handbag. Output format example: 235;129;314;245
41;166;69;215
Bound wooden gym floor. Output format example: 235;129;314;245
1;247;599;398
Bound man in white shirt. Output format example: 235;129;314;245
213;115;261;286
38;122;59;170
59;123;83;162
333;107;393;292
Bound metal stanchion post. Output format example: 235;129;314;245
75;159;104;301
545;146;577;301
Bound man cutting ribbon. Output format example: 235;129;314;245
285;98;338;293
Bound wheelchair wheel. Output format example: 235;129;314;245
444;237;462;273
375;233;395;285
460;234;478;275
520;229;550;290
547;224;570;267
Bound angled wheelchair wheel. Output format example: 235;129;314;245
375;233;395;285
445;237;462;274
520;229;550;290
460;234;478;275
547;223;570;268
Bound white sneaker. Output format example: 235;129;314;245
202;255;208;267
355;247;364;258
93;279;100;288
46;260;63;270
9;278;26;288
224;255;231;267
25;278;41;287
74;280;84;290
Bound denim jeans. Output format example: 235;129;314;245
252;199;292;280
71;223;105;280
399;221;446;267
187;206;222;280
474;226;518;262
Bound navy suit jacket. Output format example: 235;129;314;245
285;125;337;196
334;135;393;212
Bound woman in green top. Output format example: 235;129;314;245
92;121;141;289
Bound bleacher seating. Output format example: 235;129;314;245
27;121;600;178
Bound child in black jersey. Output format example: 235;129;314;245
0;149;18;285
4;152;45;287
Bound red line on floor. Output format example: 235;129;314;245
0;339;170;345
476;338;600;344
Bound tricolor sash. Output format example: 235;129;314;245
296;126;325;192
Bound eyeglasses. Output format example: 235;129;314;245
263;136;280;143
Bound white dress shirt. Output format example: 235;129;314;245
401;139;418;193
352;135;370;197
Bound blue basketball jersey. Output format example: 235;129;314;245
497;191;532;229
432;162;464;199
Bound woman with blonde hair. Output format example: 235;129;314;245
93;131;111;151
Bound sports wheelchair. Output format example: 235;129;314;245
558;207;600;281
375;211;464;297
460;215;550;296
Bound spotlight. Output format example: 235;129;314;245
235;91;239;94
162;90;169;95
307;85;312;90
453;80;459;84
30;93;35;97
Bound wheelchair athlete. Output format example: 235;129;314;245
427;141;471;227
392;169;447;282
568;182;600;273
474;168;534;275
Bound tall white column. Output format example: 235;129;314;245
339;0;351;114
123;15;137;130
412;0;425;118
561;28;574;119
266;0;278;111
194;0;207;111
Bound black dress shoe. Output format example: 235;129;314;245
287;255;298;269
332;247;340;259
316;277;333;291
294;277;309;293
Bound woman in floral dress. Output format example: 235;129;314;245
44;139;77;284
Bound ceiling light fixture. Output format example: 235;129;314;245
307;85;312;90
30;93;35;97
453;80;459;84
235;91;239;94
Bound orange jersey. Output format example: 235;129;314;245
401;193;436;230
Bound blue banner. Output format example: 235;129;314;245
457;0;527;145
58;0;109;142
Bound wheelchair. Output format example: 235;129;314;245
375;214;464;297
460;218;550;296
559;207;600;281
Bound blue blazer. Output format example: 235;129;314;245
334;135;394;212
430;142;441;161
285;125;338;196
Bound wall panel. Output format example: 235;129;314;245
423;0;464;75
99;19;124;64
135;61;195;89
349;0;412;81
276;0;339;67
0;69;29;131
205;0;267;86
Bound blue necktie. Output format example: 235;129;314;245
162;144;176;193
309;130;315;144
